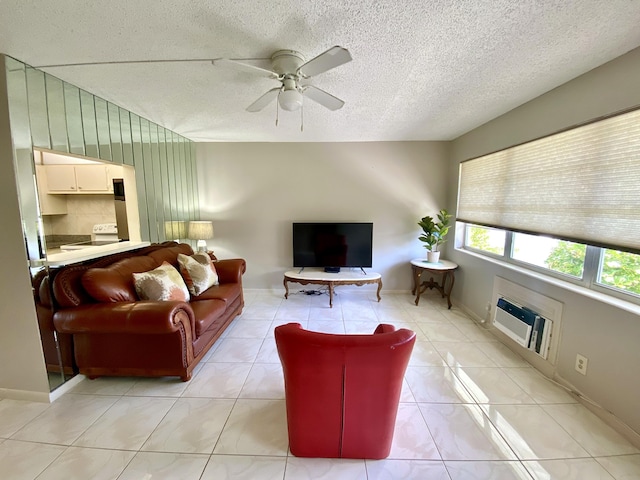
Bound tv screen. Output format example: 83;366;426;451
293;222;373;270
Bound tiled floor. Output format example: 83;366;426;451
1;289;639;479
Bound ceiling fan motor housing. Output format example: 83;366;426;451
271;50;306;76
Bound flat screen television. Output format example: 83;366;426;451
293;222;373;272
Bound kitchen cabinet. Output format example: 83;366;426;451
45;164;121;193
35;165;67;214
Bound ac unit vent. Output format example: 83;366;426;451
494;297;552;359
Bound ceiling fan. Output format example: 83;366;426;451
213;46;352;113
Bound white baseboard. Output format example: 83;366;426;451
0;387;51;403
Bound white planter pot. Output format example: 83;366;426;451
427;251;441;263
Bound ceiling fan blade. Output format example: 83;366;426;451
246;87;281;112
213;58;279;79
302;85;345;111
297;46;352;77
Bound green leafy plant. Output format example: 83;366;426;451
418;209;452;252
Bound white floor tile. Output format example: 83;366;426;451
445;460;533;480
12;394;118;445
388;404;440;460
225;318;273;338
524;458;615;479
420;323;470;342
420;403;517;461
502;368;578;405
73;396;176;450
432;341;499;368
201;454;286;480
453;367;536;404
596;454;640;479
214;399;289;456
366;459;450;480
0;439;66;479
67;376;136;395
543;404;640;456
284;457;367;479
182;362;252;398
239;363;285;399
206;337;263;363
36;446;135;480
404;366;474;403
0;398;50;438
117;451;209;480
141;398;235;453
482;404;590;460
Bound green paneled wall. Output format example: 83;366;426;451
4;54;199;259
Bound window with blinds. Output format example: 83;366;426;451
457;107;640;254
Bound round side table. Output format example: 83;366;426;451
410;258;458;309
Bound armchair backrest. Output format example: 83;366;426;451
275;322;415;459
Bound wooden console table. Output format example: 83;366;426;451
283;269;382;308
411;258;458;309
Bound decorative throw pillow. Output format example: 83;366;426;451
177;252;219;296
132;261;190;301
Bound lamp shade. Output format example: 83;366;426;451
164;220;186;240
188;221;214;253
188;221;214;240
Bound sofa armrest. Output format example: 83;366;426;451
53;301;195;337
215;258;246;284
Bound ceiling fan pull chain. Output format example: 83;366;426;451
300;103;304;132
275;97;279;126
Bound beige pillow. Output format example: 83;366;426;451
177;252;219;296
133;261;190;301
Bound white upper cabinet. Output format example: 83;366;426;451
45;164;121;193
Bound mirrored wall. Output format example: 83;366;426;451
4;54;199;390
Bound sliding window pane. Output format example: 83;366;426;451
512;232;585;278
598;250;640;296
465;224;505;255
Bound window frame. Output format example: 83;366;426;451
460;222;640;306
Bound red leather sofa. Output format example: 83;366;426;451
47;242;245;381
275;322;416;459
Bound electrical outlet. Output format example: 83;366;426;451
575;354;588;375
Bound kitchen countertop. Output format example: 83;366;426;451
33;241;151;267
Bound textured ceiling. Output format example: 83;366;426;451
1;1;639;142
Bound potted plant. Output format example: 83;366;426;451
418;209;452;263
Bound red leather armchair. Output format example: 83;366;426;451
275;322;416;459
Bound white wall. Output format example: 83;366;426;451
196;141;449;291
448;47;640;434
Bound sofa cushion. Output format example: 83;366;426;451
178;253;219;296
190;299;228;337
133;262;190;301
147;243;193;268
82;256;157;303
191;282;241;305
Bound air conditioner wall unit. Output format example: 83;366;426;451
494;297;552;359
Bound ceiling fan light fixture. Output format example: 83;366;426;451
278;88;303;111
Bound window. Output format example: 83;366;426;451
457;107;640;305
465;224;505;256
598;249;640;297
462;223;640;304
457;107;640;254
512;233;586;278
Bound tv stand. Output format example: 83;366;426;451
284;269;382;308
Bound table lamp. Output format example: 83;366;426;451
164;220;187;241
188;221;214;253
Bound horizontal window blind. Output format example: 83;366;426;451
458;108;640;253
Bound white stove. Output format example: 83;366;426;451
60;223;120;251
